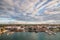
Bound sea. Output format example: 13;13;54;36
0;32;60;40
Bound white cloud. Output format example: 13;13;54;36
32;0;58;15
4;0;14;6
0;0;60;23
13;0;39;14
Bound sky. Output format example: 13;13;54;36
0;0;60;24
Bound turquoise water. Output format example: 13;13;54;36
0;32;60;40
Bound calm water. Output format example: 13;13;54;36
0;32;60;40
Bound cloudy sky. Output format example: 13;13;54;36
0;0;60;24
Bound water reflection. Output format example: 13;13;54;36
0;32;60;40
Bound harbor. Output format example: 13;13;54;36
0;24;60;35
0;24;60;40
